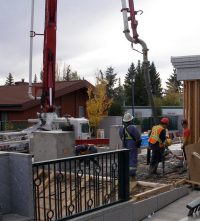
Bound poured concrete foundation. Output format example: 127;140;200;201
31;131;75;162
0;152;34;219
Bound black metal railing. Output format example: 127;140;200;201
32;149;129;221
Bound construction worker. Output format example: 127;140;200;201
148;117;169;175
181;119;191;160
119;113;141;180
75;144;98;166
75;144;97;156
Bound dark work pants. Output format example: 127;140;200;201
150;145;163;167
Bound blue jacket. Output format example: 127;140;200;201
119;125;141;149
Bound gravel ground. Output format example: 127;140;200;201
136;148;188;184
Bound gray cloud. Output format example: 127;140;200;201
0;0;200;86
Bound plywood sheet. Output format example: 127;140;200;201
185;143;200;184
184;80;200;143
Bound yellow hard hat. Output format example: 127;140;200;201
166;138;172;146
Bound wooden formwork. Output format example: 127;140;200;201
33;170;118;221
184;80;200;143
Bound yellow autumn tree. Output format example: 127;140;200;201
86;78;113;136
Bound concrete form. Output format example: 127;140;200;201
171;55;200;143
70;186;189;221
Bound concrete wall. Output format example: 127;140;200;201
31;131;75;162
98;116;123;138
124;106;183;118
98;111;183;139
109;125;123;149
0;152;34;219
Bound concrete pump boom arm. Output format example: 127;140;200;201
121;0;157;118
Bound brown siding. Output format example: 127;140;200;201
60;89;88;117
7;105;41;121
1;85;89;121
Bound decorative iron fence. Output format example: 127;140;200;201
32;149;129;221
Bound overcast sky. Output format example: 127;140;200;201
0;0;200;87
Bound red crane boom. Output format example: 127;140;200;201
41;0;57;112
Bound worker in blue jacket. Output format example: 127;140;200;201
119;113;141;180
75;144;97;156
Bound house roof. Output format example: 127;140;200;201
0;80;93;111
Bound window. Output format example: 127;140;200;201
81;123;90;133
79;106;85;118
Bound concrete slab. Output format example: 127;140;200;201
0;213;33;221
143;189;200;221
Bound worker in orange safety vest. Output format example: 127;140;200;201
148;117;169;175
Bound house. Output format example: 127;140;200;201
0;80;93;122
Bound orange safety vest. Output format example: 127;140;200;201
148;125;165;148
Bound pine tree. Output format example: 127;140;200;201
105;66;117;98
135;61;148;106
40;70;43;82
109;78;125;116
33;74;37;83
62;63;80;81
5;73;15;85
149;62;163;97
163;69;183;106
124;63;137;106
165;69;183;94
70;71;80;80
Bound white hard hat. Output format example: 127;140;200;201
123;113;133;122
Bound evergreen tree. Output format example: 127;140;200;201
5;73;14;85
135;61;148;106
109;78;124;116
165;69;183;94
70;71;81;80
149;62;163;97
62;63;80;81
163;69;183;106
62;64;71;81
40;70;43;82
105;66;117;98
33;74;37;83
124;63;137;106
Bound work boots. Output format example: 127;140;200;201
149;164;160;175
